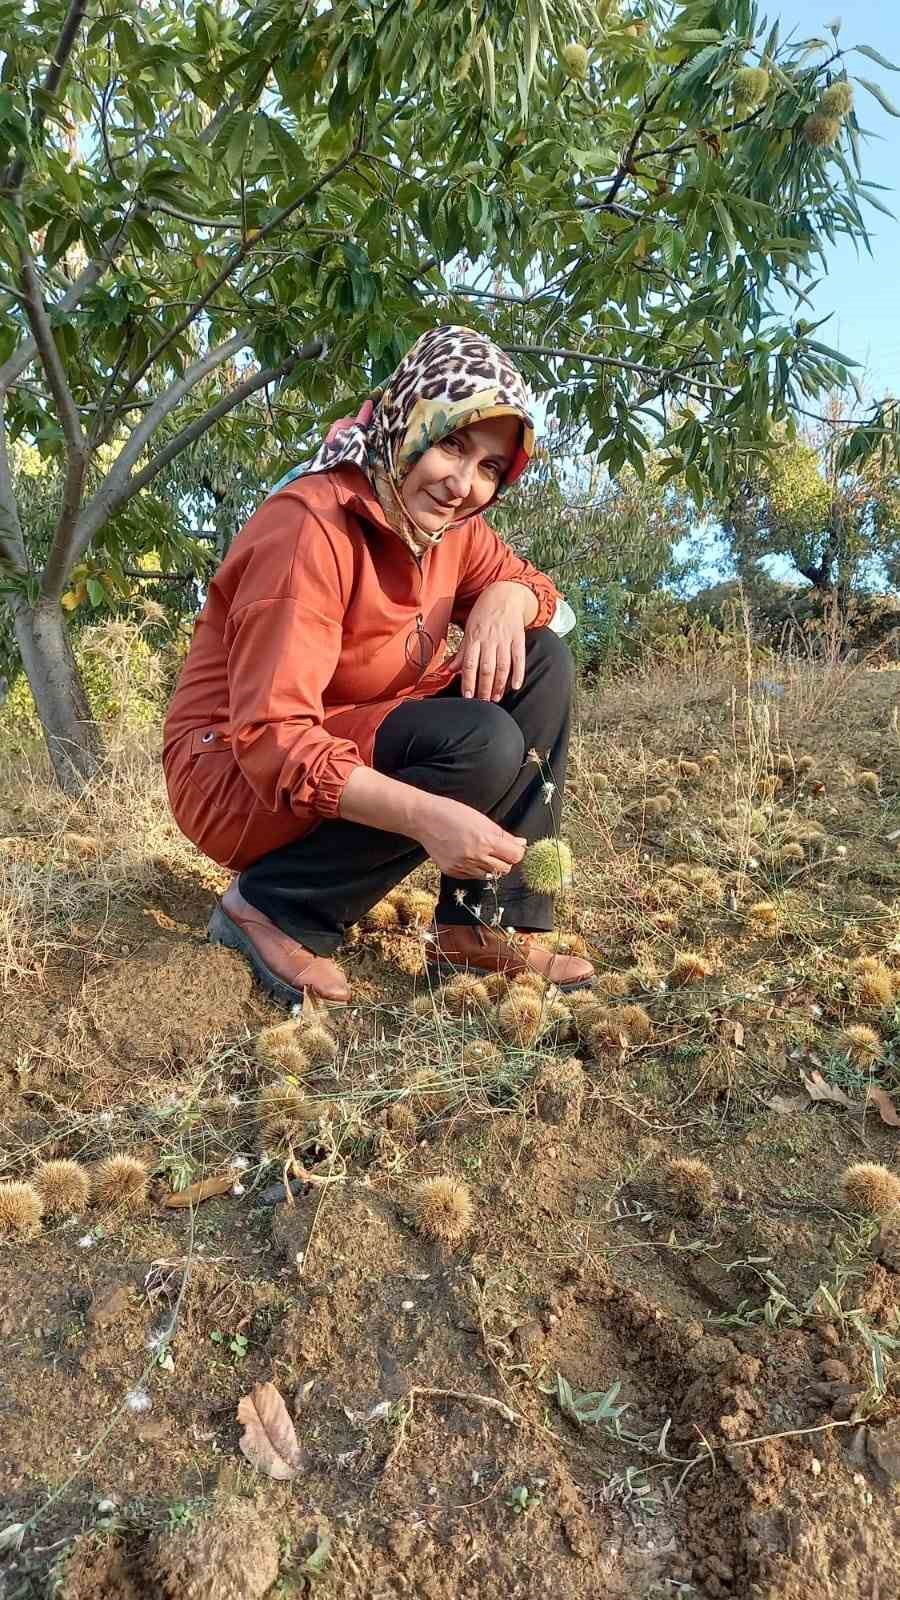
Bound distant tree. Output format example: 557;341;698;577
1;0;897;785
720;400;900;599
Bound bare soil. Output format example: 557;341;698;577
3;664;900;1597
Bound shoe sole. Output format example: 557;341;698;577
425;953;591;994
207;905;349;1011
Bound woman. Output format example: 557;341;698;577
163;325;594;1005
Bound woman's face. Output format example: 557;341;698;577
400;414;521;532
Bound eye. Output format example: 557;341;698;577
480;459;503;479
439;434;464;455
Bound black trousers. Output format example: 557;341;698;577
239;627;574;955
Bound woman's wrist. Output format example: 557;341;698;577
482;579;539;625
338;764;442;840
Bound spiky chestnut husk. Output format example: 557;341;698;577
255;1021;310;1074
297;1023;338;1066
795;755;815;774
442;974;491;1015
561;41;589;79
0;1180;43;1237
521;838;574;894
461;1037;503;1071
255;1083;315;1153
396;888;437;926
779;842;806;864
857;770;880;794
876;1207;900;1271
92;1154;149;1212
384;1102;419;1141
803;112;841;148
819;81;854;118
668;951;713;987
748;900;779;925
662;1158;715;1216
33;1158;90;1217
852;957;893;1009
731;66;770;108
542;931;589;958
677;759;701;781
841;1162;900;1217
497;988;545;1045
412;1176;473;1245
364;899;401;931
617;1003;653;1044
510;969;549;995
839;1024;881;1065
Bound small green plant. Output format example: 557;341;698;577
210;1329;249;1363
166;1501;197;1532
505;1484;532;1515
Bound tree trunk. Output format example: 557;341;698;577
11;595;104;791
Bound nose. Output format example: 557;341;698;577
442;454;476;501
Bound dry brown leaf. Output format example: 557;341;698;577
801;1071;859;1110
237;1382;304;1480
768;1093;809;1116
162;1173;236;1209
868;1086;900;1127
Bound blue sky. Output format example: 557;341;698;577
779;1;900;398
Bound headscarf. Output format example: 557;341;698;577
270;325;536;557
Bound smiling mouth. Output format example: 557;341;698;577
426;492;459;513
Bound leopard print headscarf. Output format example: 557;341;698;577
271;325;536;556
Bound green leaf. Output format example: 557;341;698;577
854;77;900;117
851;44;900;73
712;199;737;267
304;1534;332;1577
346;36;368;95
86;578;106;608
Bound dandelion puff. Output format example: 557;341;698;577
521;838;574;895
443;974;490;1015
255;1021;310;1074
92;1155;149;1213
412;1176;473;1246
497;988;545;1046
668;951;713;988
297;1023;337;1066
662;1158;715;1217
33;1159;90;1217
839;1025;881;1066
876;1207;900;1272
0;1180;43;1238
841;1163;900;1217
852;956;893;1009
363;899;401;932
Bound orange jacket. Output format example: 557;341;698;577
163;464;560;870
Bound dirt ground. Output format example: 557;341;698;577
2;657;900;1598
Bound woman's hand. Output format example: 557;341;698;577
416;796;526;879
447;581;539;702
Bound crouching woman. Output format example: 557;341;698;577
163;325;593;1006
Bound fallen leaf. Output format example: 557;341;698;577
801;1071;859;1110
768;1094;809;1116
869;1086;900;1127
162;1173;236;1209
0;1524;25;1553
237;1382;304;1480
733;1021;745;1048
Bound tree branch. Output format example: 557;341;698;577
120;341;323;506
18;246;89;593
0;397;29;578
0;208;138;394
59;332;320;583
113;122;367;413
502;343;730;393
1;0;88;195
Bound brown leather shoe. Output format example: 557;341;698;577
430;923;594;991
208;883;351;1007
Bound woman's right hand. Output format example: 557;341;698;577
415;797;526;879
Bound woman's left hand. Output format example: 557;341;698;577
447;581;538;702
